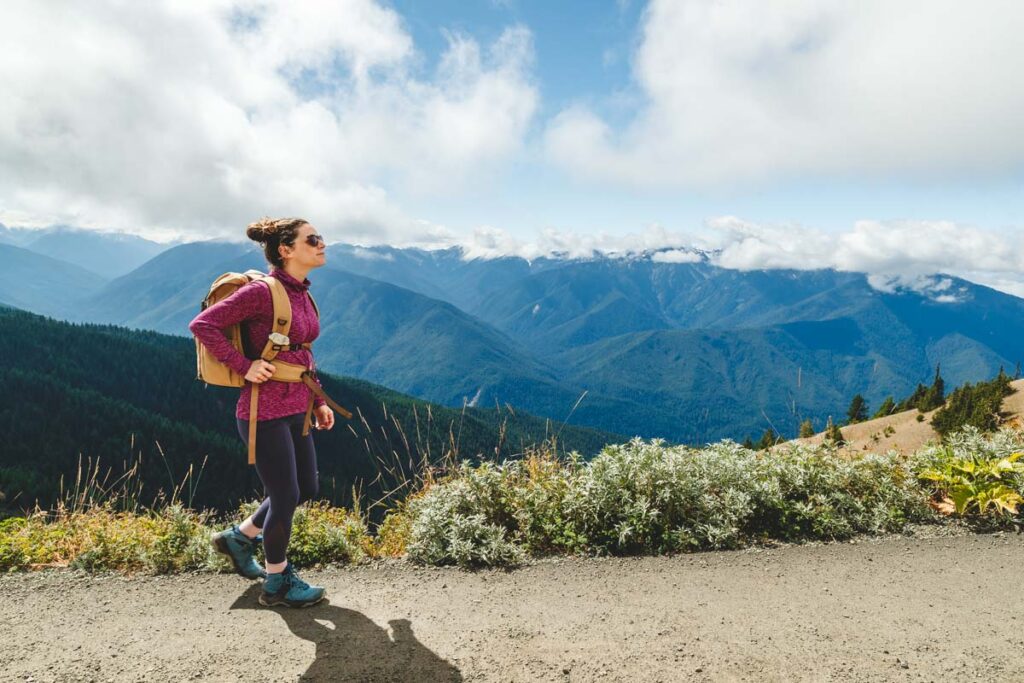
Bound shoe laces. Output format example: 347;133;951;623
285;566;310;591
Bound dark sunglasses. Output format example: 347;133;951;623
304;234;325;247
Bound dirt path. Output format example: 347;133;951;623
3;531;1023;682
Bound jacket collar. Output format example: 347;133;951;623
271;268;311;292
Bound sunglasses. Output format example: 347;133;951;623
304;234;325;248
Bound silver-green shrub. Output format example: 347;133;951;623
565;439;757;552
406;463;526;568
752;444;930;540
404;436;934;566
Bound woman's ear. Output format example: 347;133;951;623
278;243;292;262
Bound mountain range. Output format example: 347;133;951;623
0;224;170;278
3;229;1022;443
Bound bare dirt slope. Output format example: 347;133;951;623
793;378;1024;455
3;530;1023;682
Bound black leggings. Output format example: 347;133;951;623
236;412;318;564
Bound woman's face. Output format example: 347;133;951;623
281;223;327;270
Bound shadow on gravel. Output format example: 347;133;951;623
230;585;462;682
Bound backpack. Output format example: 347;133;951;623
194;270;349;465
194;269;319;386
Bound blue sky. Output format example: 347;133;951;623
389;0;1024;237
392;0;643;117
2;0;1024;292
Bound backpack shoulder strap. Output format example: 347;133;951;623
256;275;292;362
307;292;320;319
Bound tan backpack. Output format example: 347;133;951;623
194;270;350;464
195;270;312;386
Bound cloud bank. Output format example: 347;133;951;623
451;218;1024;298
0;0;536;242
546;0;1024;187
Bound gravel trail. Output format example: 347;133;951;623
3;532;1022;682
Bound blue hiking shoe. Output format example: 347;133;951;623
259;563;326;608
211;525;266;580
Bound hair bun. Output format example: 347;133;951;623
246;217;277;243
245;217;309;268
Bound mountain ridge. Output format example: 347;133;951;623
5;239;1021;443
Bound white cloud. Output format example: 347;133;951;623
651;249;702;264
834;220;1019;276
350;246;394;261
545;0;1024;187
443;217;1024;298
708;216;834;270
0;0;536;242
457;223;703;261
708;218;1024;297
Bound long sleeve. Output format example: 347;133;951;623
312;372;327;409
189;283;269;377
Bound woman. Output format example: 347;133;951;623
189;217;334;608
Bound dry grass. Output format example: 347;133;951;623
0;399;578;573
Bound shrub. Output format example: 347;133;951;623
565;439;756;553
752;445;929;540
281;502;371;568
507;450;584;554
569;439;927;552
68;509;163;572
405;464;526;568
914;428;1024;519
0;517;37;571
401;436;932;565
147;504;219;573
373;509;413;558
68;505;221;573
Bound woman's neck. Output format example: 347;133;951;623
281;263;311;282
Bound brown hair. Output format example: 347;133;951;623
245;217;308;269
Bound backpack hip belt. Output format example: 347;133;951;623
247;358;353;465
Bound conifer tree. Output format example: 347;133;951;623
846;394;868;424
824;415;844;445
871;395;895;419
757;428;778;450
931;370;1013;437
921;364;945;411
742;435;755;450
896;383;928;412
798;418;814;438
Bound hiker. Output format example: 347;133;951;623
189;217;335;608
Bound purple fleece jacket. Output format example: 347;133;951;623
189;268;327;421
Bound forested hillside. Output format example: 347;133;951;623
0;307;619;515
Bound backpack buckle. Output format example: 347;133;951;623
268;332;290;346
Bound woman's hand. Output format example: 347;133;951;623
245;360;276;384
314;405;335;430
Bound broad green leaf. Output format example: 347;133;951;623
949;488;973;515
